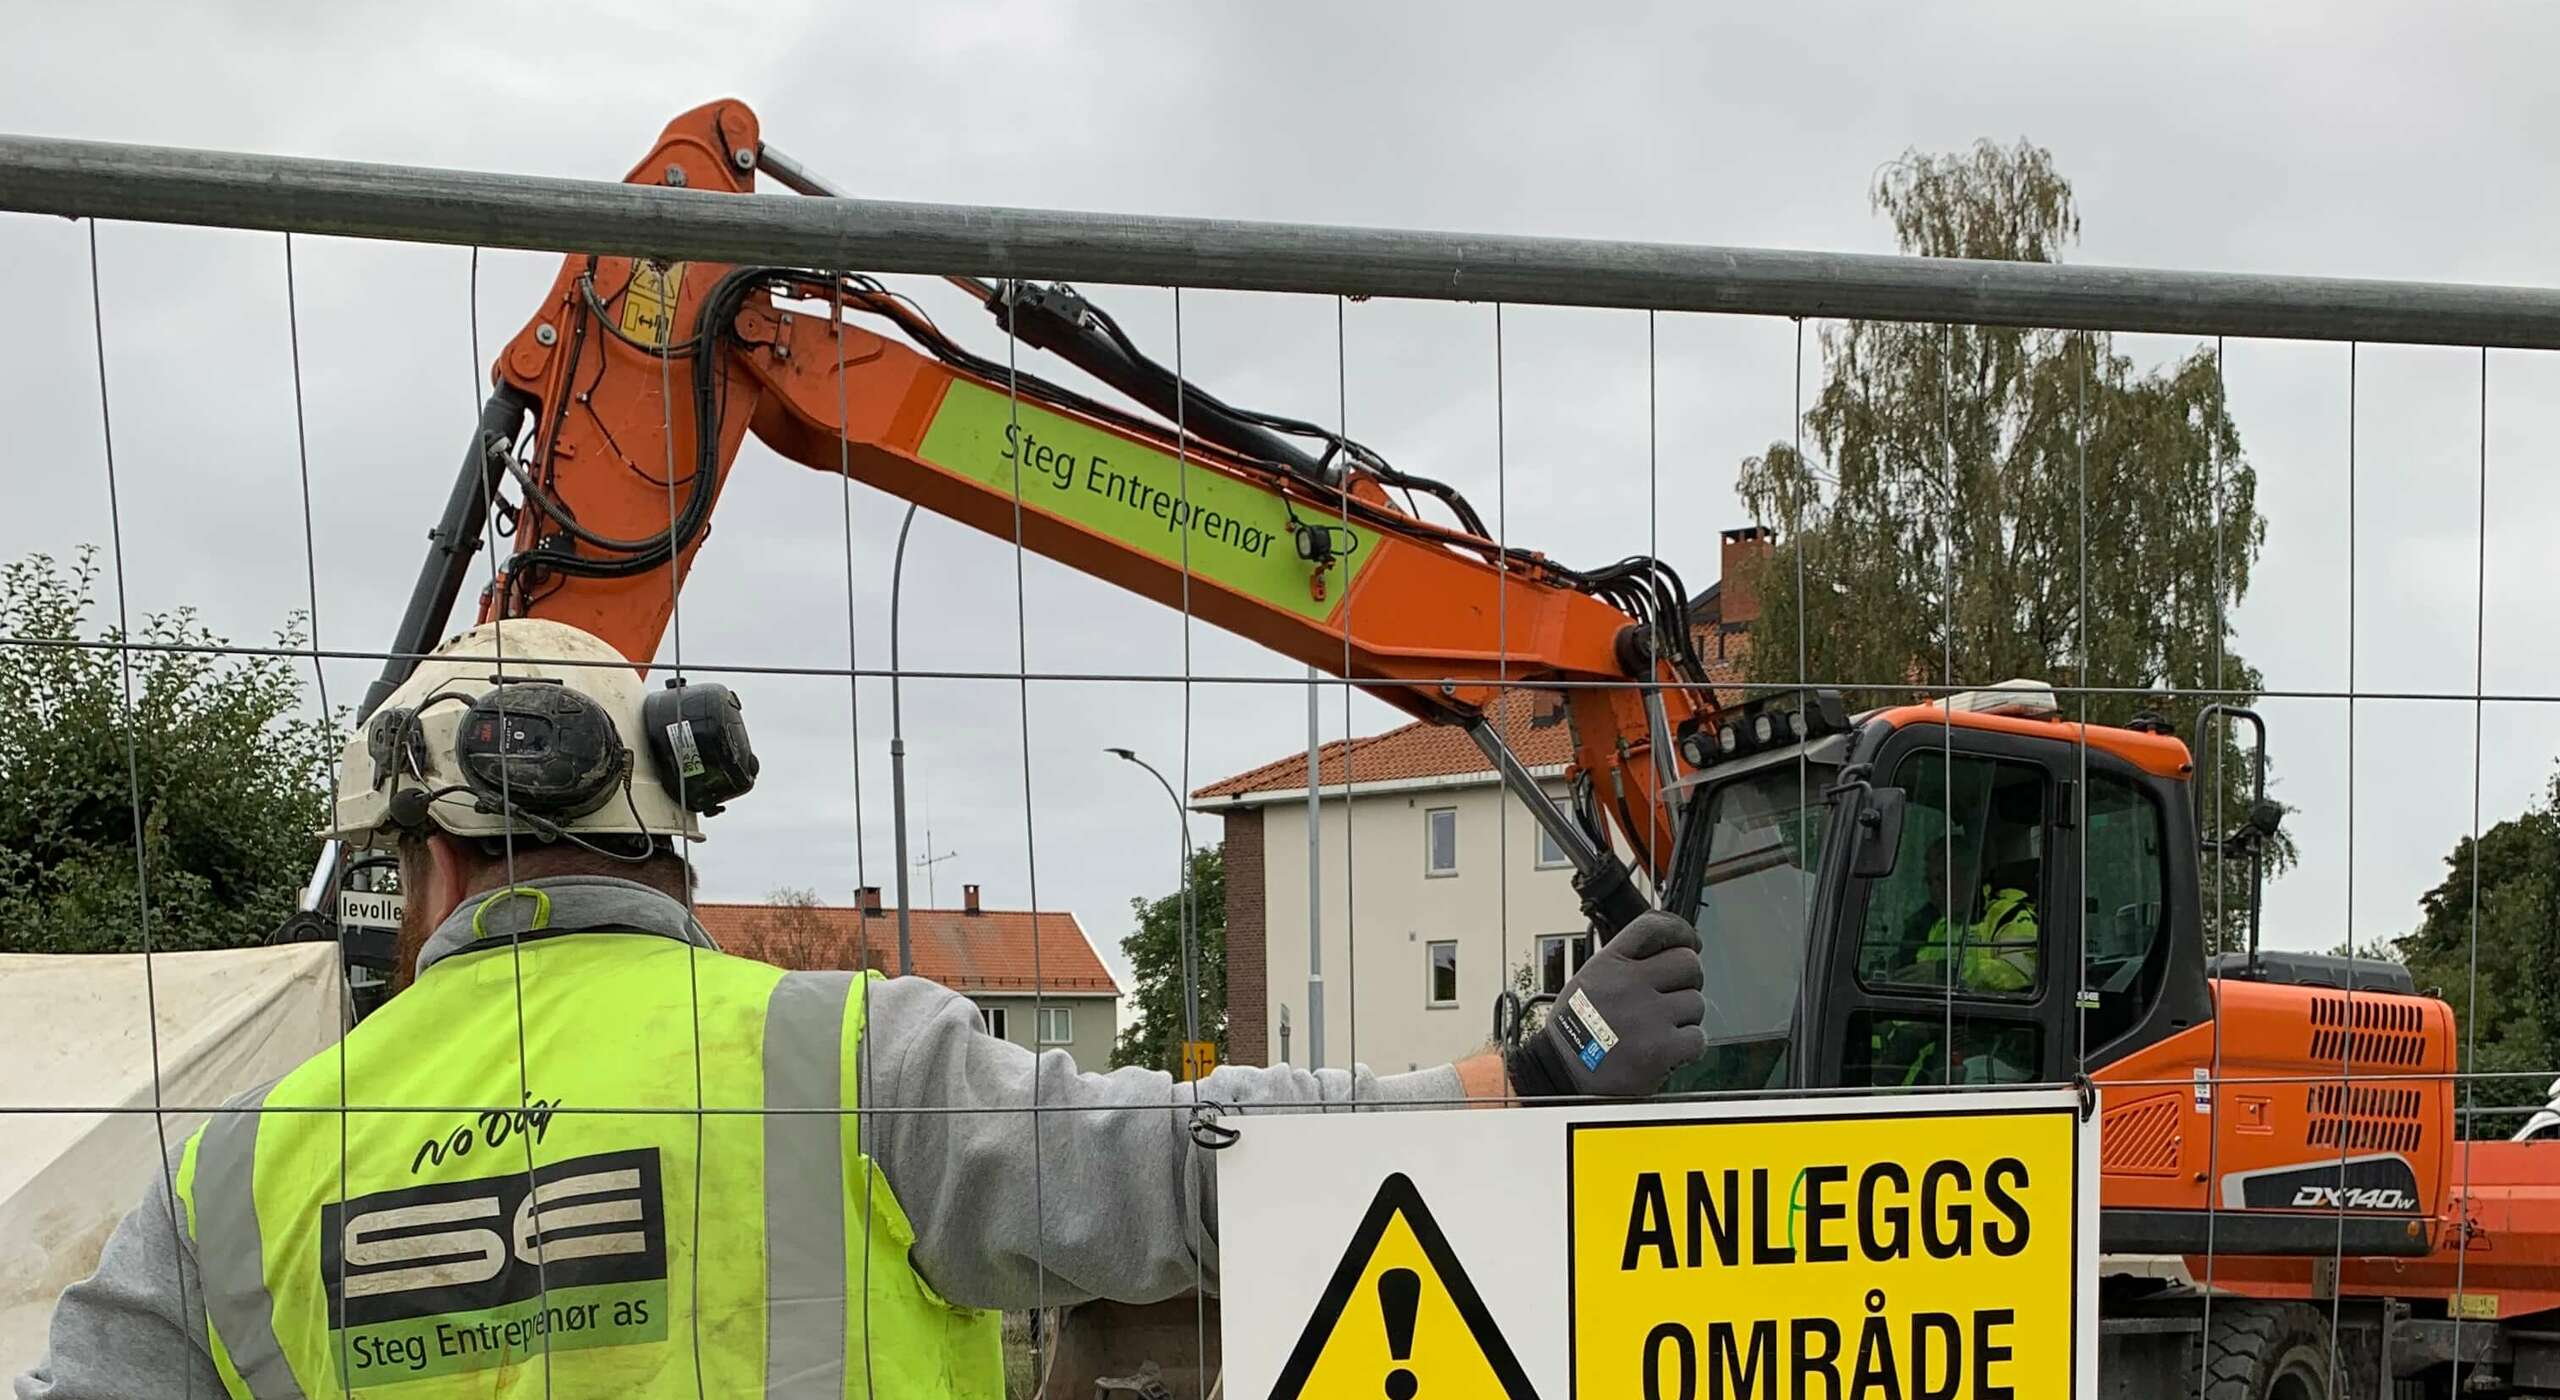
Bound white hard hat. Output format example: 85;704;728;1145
322;619;756;848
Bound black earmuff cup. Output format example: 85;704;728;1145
454;681;630;820
643;680;759;815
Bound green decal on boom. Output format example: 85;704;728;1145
916;380;1373;621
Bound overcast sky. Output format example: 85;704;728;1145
6;2;2558;1001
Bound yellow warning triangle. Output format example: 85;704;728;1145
1267;1173;1540;1400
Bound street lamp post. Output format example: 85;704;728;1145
888;504;920;977
1106;746;1201;1061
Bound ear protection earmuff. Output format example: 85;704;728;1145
453;681;630;819
643;679;759;815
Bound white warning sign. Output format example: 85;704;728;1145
1219;1088;2096;1399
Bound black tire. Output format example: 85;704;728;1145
2204;1303;2338;1400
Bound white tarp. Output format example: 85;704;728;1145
0;944;346;1378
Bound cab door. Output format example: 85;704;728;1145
1804;724;2080;1088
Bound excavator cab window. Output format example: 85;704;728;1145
1667;756;1837;1092
1853;752;2047;998
1843;1013;2041;1087
2081;772;2172;1051
1838;749;2052;1087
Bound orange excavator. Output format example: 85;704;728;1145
322;101;2560;1395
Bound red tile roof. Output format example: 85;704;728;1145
1193;631;1751;804
694;902;1119;995
1192;689;1563;801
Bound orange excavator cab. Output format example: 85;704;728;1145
1658;679;2560;1386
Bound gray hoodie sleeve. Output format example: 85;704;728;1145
860;976;1465;1312
12;1152;220;1400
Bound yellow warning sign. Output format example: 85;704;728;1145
1270;1173;1537;1400
1569;1106;2080;1399
1180;1040;1220;1081
619;260;687;348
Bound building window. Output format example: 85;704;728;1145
980;1006;1009;1040
1536;933;1594;994
1535;823;1571;870
1426;940;1460;1006
1425;807;1459;877
1038;1006;1074;1044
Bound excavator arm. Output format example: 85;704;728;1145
380;100;1720;935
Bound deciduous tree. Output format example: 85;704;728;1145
1736;139;2287;952
0;549;333;953
1110;846;1226;1071
2395;773;2560;1135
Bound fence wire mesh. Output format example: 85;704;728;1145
3;157;2556;1400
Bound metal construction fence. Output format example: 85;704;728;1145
2;127;2557;1398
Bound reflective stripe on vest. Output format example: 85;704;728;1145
185;1082;306;1399
763;971;850;1398
1981;887;2032;939
1922;887;2037;987
1974;888;2038;984
177;938;998;1398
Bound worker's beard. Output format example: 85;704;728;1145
390;836;438;995
389;895;436;995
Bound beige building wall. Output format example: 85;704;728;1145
966;992;1120;1071
1250;772;1600;1073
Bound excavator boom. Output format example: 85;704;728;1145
425;99;1717;933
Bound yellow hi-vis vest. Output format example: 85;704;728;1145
1916;885;2039;994
172;898;1001;1398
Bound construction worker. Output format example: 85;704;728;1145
1911;834;2039;994
16;619;1708;1400
1862;836;2040;1088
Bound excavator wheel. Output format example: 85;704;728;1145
2204;1303;2338;1400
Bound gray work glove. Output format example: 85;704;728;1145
1507;910;1709;1098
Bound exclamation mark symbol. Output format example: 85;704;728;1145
1379;1267;1420;1400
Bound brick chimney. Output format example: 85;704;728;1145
856;886;882;916
963;883;982;916
1717;525;1775;626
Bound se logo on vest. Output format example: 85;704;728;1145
318;1147;671;1380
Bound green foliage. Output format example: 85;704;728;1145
1735;139;2287;953
0;549;333;954
2394;773;2560;1136
1109;845;1226;1071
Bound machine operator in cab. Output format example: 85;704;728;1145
1913;834;2041;994
1865;826;2044;1088
17;620;1710;1400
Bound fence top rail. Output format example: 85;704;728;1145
5;132;2560;348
